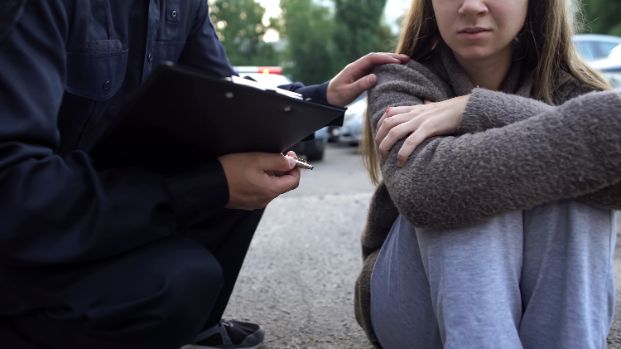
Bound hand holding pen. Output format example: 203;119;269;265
283;151;313;170
293;158;313;170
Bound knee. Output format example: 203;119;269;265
155;252;224;333
114;251;224;348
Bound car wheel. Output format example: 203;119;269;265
306;142;325;161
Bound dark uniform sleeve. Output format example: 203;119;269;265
0;0;228;267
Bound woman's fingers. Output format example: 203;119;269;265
376;106;423;145
396;124;436;166
378;115;426;158
375;96;469;164
377;105;417;129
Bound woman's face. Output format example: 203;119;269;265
431;0;528;63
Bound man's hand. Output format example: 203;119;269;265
327;52;410;107
218;151;301;210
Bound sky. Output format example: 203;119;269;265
257;0;411;41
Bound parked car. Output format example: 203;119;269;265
338;94;367;146
234;66;328;161
589;55;621;91
573;34;621;62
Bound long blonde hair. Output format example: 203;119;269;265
363;0;611;185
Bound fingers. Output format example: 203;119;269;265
218;152;301;210
258;152;296;172
258;153;300;193
377;115;425;159
346;74;378;100
396;128;431;166
267;167;300;194
285;150;298;159
377;105;416;129
375;105;424;151
327;53;409;107
376;111;415;148
374;96;468;166
353;52;410;73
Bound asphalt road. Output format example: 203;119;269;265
223;143;621;349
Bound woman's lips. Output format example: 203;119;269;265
458;27;491;39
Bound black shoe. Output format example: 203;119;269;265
184;319;265;349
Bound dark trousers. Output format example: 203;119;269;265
0;208;263;349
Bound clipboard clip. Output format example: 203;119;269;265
227;76;303;100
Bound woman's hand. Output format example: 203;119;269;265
376;95;470;166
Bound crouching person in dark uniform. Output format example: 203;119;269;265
0;1;409;349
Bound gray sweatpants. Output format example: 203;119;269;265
370;200;617;349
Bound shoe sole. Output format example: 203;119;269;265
181;327;265;349
180;344;263;349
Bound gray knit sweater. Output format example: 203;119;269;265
354;48;621;346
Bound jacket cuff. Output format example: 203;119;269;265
165;159;229;225
296;81;329;105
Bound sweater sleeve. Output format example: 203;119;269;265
457;79;596;133
380;91;621;228
368;64;621;228
456;87;621;210
457;88;555;133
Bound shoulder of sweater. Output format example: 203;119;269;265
372;59;451;100
553;71;598;104
375;58;448;84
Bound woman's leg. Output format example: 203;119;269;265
370;215;442;349
519;201;617;349
416;211;524;349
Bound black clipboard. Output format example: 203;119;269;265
90;62;345;167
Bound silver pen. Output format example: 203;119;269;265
294;158;314;170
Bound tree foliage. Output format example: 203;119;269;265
209;0;279;65
332;0;389;68
280;0;337;83
209;0;397;84
580;0;621;36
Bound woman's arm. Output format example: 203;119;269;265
375;80;621;212
457;81;594;133
376;90;621;228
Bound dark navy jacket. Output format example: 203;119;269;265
0;0;327;313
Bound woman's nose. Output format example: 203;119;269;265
458;0;489;16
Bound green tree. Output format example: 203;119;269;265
280;0;337;83
376;21;399;53
580;0;621;35
332;0;389;68
209;0;280;66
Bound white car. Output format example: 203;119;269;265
589;56;621;91
573;34;621;62
338;94;367;146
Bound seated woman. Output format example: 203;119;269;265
354;0;621;348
